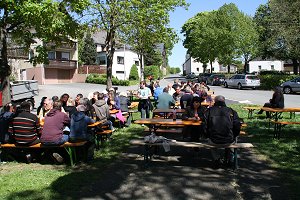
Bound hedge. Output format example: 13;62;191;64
85;74;129;86
259;74;298;90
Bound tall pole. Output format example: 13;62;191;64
123;44;126;80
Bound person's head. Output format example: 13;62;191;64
39;96;47;107
192;96;203;108
79;98;89;106
20;101;31;112
75;93;83;102
140;81;146;89
93;91;100;100
108;90;115;99
77;105;86;112
98;93;105;100
53;101;62;111
119;92;127;97
67;97;75;106
52;95;59;102
175;86;181;94
3;102;14;113
185;86;192;93
163;87;169;93
44;98;53;111
214;95;226;106
60;93;69;104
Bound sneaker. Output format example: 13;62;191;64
25;154;32;164
52;153;64;164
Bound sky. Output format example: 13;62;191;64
168;0;268;68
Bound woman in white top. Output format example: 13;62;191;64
137;81;152;119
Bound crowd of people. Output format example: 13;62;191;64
0;88;132;163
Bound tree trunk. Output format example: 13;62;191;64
1;10;12;106
210;61;213;73
139;54;144;81
203;64;207;73
227;65;230;73
162;44;166;76
105;27;116;90
292;59;299;75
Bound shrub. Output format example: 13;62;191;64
259;74;298;90
129;64;139;80
144;65;162;79
85;74;129;86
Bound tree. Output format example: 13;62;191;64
79;29;97;65
0;0;90;105
121;0;188;80
129;64;139;80
266;0;300;74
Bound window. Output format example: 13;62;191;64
196;67;199;72
116;71;124;74
258;65;261;71
97;56;106;65
56;51;70;60
117;56;124;64
271;65;274;70
135;61;139;66
48;51;55;60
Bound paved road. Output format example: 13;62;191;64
34;75;299;108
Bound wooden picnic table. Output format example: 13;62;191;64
135;118;201;126
110;109;119;114
152;108;185;119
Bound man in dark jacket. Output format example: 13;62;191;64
92;92;113;130
204;95;241;167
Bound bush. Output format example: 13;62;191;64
86;74;129;86
259;74;298;90
129;64;139;80
144;65;162;79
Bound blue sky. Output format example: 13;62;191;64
168;0;268;68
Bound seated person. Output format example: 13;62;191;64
257;86;284;118
64;97;77;118
70;105;95;161
37;97;52;120
119;92;131;126
75;93;83;107
182;97;207;142
0;103;15;143
180;86;193;109
92;92;114;131
9;101;41;145
41;101;70;145
36;96;47;116
172;86;183;103
107;90;120;110
156;87;175;109
203;95;241;167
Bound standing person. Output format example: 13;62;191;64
137;81;152;119
203;95;241;168
156;87;175;109
257;86;284;118
153;83;163;107
182;97;207;142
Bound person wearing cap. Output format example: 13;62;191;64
203;95;241;168
182;96;207;142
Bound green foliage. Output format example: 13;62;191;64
168;67;181;74
259;74;298;90
144;65;162;79
129;64;139;81
79;29;97;65
86;73;129;86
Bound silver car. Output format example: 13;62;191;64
280;77;300;94
224;74;260;90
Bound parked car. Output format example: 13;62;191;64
186;72;196;79
198;73;212;83
223;74;260;89
280;77;300;94
206;74;226;86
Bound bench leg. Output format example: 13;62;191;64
144;145;150;166
64;147;75;167
233;148;238;170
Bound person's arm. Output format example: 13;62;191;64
232;110;241;138
63;113;71;126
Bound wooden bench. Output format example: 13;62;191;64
95;129;113;149
130;139;254;170
0;141;87;166
144;127;183;134
272;120;300;139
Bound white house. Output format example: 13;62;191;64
93;31;141;80
182;54;236;75
248;59;284;73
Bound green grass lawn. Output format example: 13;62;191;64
0;105;299;199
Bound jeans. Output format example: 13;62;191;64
208;139;235;161
141;107;150;119
42;134;69;146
